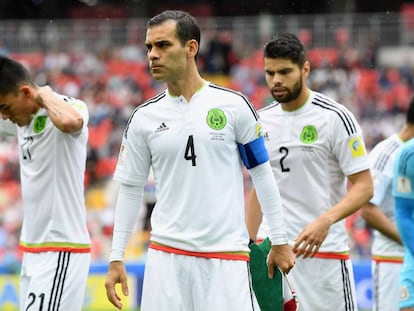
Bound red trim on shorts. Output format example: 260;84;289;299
372;255;403;263
254;239;350;260
19;245;91;253
293;250;350;260
312;252;350;260
149;242;250;261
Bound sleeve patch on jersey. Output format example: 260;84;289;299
348;137;366;158
396;176;412;193
238;136;269;169
73;101;86;111
255;124;263;138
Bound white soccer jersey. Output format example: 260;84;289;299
114;82;262;254
368;134;404;260
0;119;17;136
0;93;91;253
257;90;370;253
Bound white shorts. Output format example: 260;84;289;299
371;260;402;311
289;257;357;311
141;248;257;311
20;251;91;311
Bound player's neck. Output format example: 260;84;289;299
281;88;310;112
398;124;414;142
167;70;204;102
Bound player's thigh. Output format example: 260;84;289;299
21;251;90;311
141;249;186;311
372;261;401;311
196;256;255;310
141;249;255;311
289;257;357;311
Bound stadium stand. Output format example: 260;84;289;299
0;12;413;265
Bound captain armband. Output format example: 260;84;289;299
238;136;269;169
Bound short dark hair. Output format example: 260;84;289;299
264;33;306;67
407;97;414;124
0;55;32;95
148;10;201;48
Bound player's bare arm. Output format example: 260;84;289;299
34;85;84;133
293;169;373;258
361;202;402;244
246;188;263;241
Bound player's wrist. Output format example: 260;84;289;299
269;233;288;245
109;250;124;262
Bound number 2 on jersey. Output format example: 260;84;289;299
184;135;197;166
279;146;290;172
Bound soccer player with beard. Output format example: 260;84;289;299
246;33;373;311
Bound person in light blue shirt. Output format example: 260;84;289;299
393;137;414;311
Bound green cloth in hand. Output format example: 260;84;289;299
249;237;283;311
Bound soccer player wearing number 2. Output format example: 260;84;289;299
104;10;295;311
246;33;373;311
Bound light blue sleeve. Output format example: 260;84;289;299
395;197;414;256
393;138;414;199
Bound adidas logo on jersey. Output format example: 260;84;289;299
155;122;169;133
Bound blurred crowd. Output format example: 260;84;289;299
0;32;413;267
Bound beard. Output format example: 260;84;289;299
272;78;302;104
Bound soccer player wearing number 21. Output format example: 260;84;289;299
104;10;295;311
246;33;373;311
0;56;91;311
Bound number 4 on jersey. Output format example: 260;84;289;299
184;135;197;166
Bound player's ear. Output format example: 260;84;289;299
302;60;311;78
19;85;33;98
186;39;199;59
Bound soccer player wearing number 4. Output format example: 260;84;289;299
246;33;373;311
0;56;91;310
105;10;295;311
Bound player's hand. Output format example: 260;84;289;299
293;216;331;258
34;85;54;107
105;261;129;310
267;243;295;277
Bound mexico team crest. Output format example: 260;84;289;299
206;108;227;130
300;125;318;144
33;116;47;133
